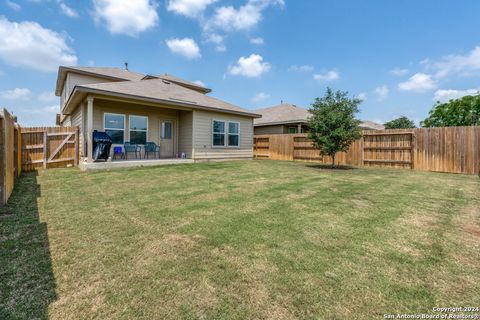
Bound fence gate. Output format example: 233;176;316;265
21;126;79;171
362;131;415;169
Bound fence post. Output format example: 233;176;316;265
43;130;47;169
17;124;21;176
411;132;416;170
74;126;79;165
0;113;4;205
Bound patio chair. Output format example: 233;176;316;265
144;142;160;159
124;142;141;160
113;146;124;160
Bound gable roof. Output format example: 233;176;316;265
158;74;211;93
66;78;260;118
254;103;310;126
55;66;145;95
55;66;212;96
254;102;385;130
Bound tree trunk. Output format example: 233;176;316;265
332;153;336;169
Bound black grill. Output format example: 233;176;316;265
92;130;113;162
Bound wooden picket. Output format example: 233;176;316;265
254;127;480;175
21;126;79;172
0;109;17;205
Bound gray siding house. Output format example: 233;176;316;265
56;66;260;163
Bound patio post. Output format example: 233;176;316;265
86;96;94;163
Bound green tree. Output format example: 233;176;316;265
307;88;362;168
384;116;416;129
421;94;480;127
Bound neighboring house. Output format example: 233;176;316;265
55;66;260;163
253;103;384;135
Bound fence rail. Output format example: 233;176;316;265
254;127;480;175
21;126;79;172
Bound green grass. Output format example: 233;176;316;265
1;161;479;319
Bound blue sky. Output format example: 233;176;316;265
0;0;480;126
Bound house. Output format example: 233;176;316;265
253;103;385;135
55;66;261;166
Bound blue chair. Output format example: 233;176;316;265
144;142;160;159
113;146;123;160
124;142;141;160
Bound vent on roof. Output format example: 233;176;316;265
162;80;171;84
168;97;197;104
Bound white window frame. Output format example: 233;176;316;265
129;115;148;145
212;119;241;148
161;121;173;140
103;112;125;144
227;121;240;147
212;119;226;147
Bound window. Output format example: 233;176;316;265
129;115;148;145
213;120;225;146
161;122;172;139
227;121;240;147
104;113;125;144
212;120;240;147
288;127;298;134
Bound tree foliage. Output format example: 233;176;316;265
307;88;362;167
384;116;416;129
421;94;480;127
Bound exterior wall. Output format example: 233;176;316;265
91;99;181;158
71;104;84;157
62;115;72;127
254;123;308;135
65;97;255;161
61;73;121;110
254;124;285;135
178;111;193;158
192;110;253;160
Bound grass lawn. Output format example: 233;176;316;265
1;160;479;319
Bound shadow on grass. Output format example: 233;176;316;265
306;163;357;171
0;172;56;320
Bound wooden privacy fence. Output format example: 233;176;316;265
0;109;19;205
254;127;480;175
21;126;79;171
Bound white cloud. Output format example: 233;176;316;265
0;17;77;72
357;92;367;101
398;73;436;92
433;46;480;78
205;0;284;32
205;33;226;52
92;0;158;37
375;85;389;101
313;70;339;82
0;88;31;100
251;92;270;103
250;37;264;45
167;0;217;18
6;0;21;11
165;38;201;59
59;2;79;18
391;68;408;76
433;88;480;103
228;54;271;77
289;65;314;72
38;91;57;102
192;80;206;87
